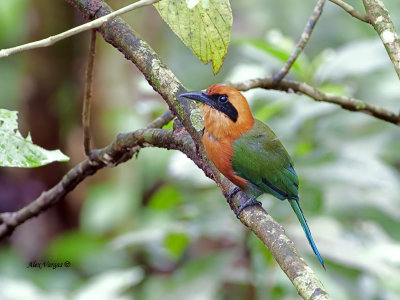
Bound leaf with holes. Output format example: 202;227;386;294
0;109;69;168
155;0;232;74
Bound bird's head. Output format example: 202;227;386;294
180;84;254;134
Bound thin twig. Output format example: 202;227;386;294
230;77;400;126
363;0;400;79
273;0;326;83
145;110;174;129
0;0;160;58
83;30;97;156
328;0;370;23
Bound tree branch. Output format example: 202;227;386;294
230;77;400;126
145;110;174;129
363;0;400;79
0;0;160;58
0;125;191;238
238;205;329;299
273;0;326;83
82;29;97;156
328;0;370;23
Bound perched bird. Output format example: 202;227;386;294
180;84;324;268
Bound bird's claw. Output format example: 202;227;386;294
226;187;240;204
236;199;262;218
226;188;262;218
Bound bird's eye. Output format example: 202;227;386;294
219;95;228;103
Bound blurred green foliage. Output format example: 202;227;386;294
1;0;400;300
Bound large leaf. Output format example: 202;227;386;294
155;0;232;74
0;109;69;168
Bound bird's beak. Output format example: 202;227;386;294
180;91;213;106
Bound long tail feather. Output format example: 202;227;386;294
289;198;325;270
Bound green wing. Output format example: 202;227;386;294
233;120;325;268
232;119;299;200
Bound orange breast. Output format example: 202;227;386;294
202;131;248;189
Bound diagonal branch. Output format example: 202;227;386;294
273;0;326;83
230;77;400;126
362;0;400;79
0;0;160;58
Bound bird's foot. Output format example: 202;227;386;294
236;199;262;218
226;187;240;204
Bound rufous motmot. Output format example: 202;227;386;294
180;84;325;268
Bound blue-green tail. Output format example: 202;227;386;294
289;198;325;270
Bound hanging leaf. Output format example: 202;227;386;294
0;109;69;168
155;0;232;74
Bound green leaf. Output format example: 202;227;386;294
155;0;232;74
149;185;181;211
0;109;69;168
164;232;189;260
